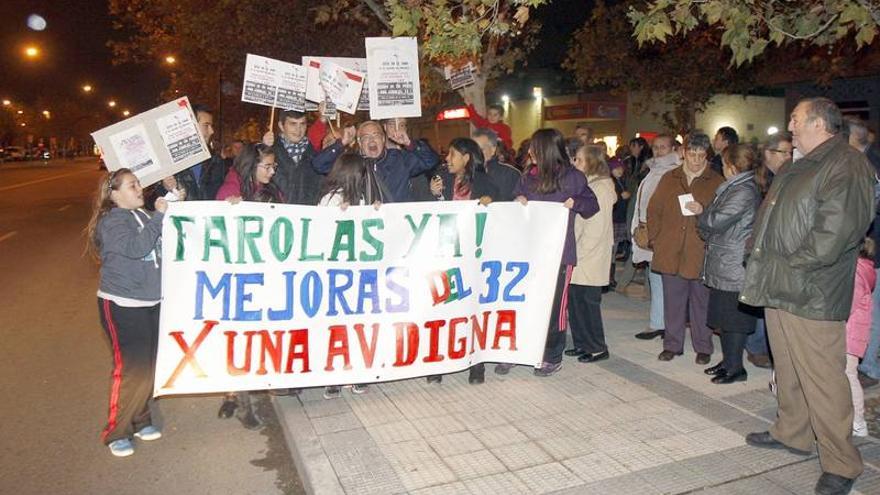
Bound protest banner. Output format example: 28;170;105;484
241;54;307;113
318;61;365;115
153;200;568;396
92;97;210;188
303;57;371;112
365;37;422;120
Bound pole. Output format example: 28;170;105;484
269;106;276;132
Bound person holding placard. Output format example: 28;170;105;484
464;95;512;151
647;133;724;364
262;109;324;205
312;120;439;203
155;105;226;202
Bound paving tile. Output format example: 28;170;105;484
411;415;467;438
337;468;407;495
720;444;816;474
723;416;773;436
443;449;507;480
367;420;422;445
318;428;407;494
345;391;405;427
538;433;597;460
606;444;676;471
513;462;583;494
859;441;880;463
723;389;779;413
379;439;457;491
390;392;453;419
301;396;353;418
763;458;824;494
632;460;712;494
557;471;664;495
454;408;510;431
697;476;796;495
311;411;363;436
514;416;577;441
616;416;680;441
492;442;554;471
472;424;529;449
562;451;630;483
410;481;473;495
657;409;718;434
854;466;880;495
677;450;754;485
463;472;531;495
426;430;485;457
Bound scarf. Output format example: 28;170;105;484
280;136;310;164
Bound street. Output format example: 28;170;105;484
0;159;303;495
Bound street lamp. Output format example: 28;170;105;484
165;55;177;65
122;110;130;117
82;84;93;93
42;110;50;119
23;45;40;59
17;110;23;115
2;100;10;106
108;100;117;108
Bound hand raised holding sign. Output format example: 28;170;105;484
387;125;411;148
341;125;357;147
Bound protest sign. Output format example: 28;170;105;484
241;54;307;112
92;97;210;188
303;57;371;111
365;37;422;120
445;62;477;91
153;201;568;396
319;61;365;115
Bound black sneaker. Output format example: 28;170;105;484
815;472;856;495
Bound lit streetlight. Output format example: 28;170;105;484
2;100;10;106
108;100;117;108
17;110;23;115
165;55;177;65
82;84;93;93
122;110;131;117
23;45;40;59
42;110;51;119
20;122;26;127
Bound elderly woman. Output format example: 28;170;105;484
647;133;724;363
699;144;763;383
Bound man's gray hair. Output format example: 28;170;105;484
802;97;843;135
473;128;500;148
685;132;711;151
765;131;792;150
844;116;869;147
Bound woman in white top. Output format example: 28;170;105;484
565;145;617;363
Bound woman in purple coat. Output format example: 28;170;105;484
495;129;599;377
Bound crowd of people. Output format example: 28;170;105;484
87;93;880;495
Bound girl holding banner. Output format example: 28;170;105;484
504;129;599;377
86;169;168;457
427;138;499;385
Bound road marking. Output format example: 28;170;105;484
0;231;18;243
0;169;93;192
57;204;71;211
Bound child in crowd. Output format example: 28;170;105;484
85;168;168;457
845;237;876;437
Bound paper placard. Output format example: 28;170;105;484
678;193;696;216
241;54;307;112
92;97;210;188
365;37;422;120
303;57;371;111
319;61;365;115
446;63;476;90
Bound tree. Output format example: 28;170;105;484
108;0;384;140
629;0;879;66
565;1;758;134
314;0;548;116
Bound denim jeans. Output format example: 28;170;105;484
858;267;880;379
648;264;664;330
746;317;770;355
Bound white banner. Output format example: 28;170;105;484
365;37;422;120
154;201;567;396
92;97;210;188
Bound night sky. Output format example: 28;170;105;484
0;0;163;112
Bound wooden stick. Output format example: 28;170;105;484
269;106;276;131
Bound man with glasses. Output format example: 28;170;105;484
313;120;439;202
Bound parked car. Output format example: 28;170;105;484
4;146;25;161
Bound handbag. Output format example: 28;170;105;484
632;182;652;250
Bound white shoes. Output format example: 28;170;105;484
853;420;869;438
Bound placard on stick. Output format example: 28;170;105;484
241;53;306;112
303;56;371;112
91;97;210;188
365;37;422;120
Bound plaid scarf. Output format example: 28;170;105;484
280;136;310;164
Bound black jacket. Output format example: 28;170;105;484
483;157;521;202
271;138;323;206
155;154;226;201
740;135;875;320
437;169;499;201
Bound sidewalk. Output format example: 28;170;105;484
273;286;880;495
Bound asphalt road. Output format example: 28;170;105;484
0;159;304;495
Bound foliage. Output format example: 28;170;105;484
314;0;547;113
565;1;761;134
629;0;880;66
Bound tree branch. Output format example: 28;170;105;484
361;0;391;30
760;6;839;41
854;0;880;28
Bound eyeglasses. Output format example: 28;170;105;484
768;148;792;155
257;163;278;172
357;133;384;143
